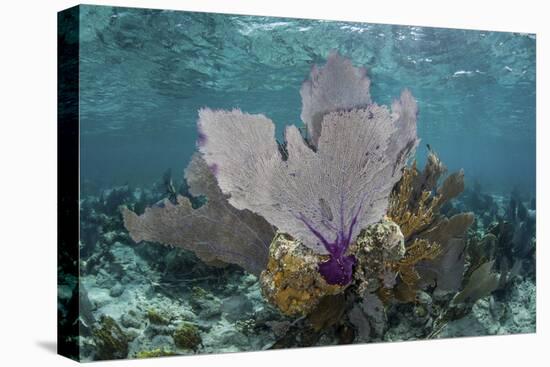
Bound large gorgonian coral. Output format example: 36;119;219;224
119;51;490;336
198;52;419;285
122;154;275;276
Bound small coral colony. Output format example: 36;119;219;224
121;52;524;338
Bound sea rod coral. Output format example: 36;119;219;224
381;150;474;302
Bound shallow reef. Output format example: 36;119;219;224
72;176;535;360
67;53;536;361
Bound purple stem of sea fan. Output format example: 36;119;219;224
298;200;361;286
318;254;356;286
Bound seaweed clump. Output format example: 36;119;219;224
92;315;131;360
136;349;176;359
146;308;170;325
173;323;202;351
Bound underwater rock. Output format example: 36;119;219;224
353;220;405;294
348;305;371;342
364;220;405;260
102;230;126;246
405;290;434;328
109;282;124;297
129;333;177;358
235;319;257;335
120;312;142;329
307;294;347;331
189;287;222;319
347;291;387;341
201;319;252;351
265;320;292;338
220;295;254;321
260;232;346;316
151;335;176;350
435;278;535;338
78;284;96;333
161;249;202;279
78;188;284;360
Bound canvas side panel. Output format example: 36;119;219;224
57;5;80;362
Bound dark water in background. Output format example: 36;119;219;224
79;6;536;196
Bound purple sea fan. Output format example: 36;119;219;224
197;52;419;285
122;154;275;276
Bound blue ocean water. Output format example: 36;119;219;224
78;6;536;197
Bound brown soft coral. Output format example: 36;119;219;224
387;161;441;240
382;150;473;302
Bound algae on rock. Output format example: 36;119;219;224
146;308;171;325
353;220;406;295
260;232;346;316
135;348;176;359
